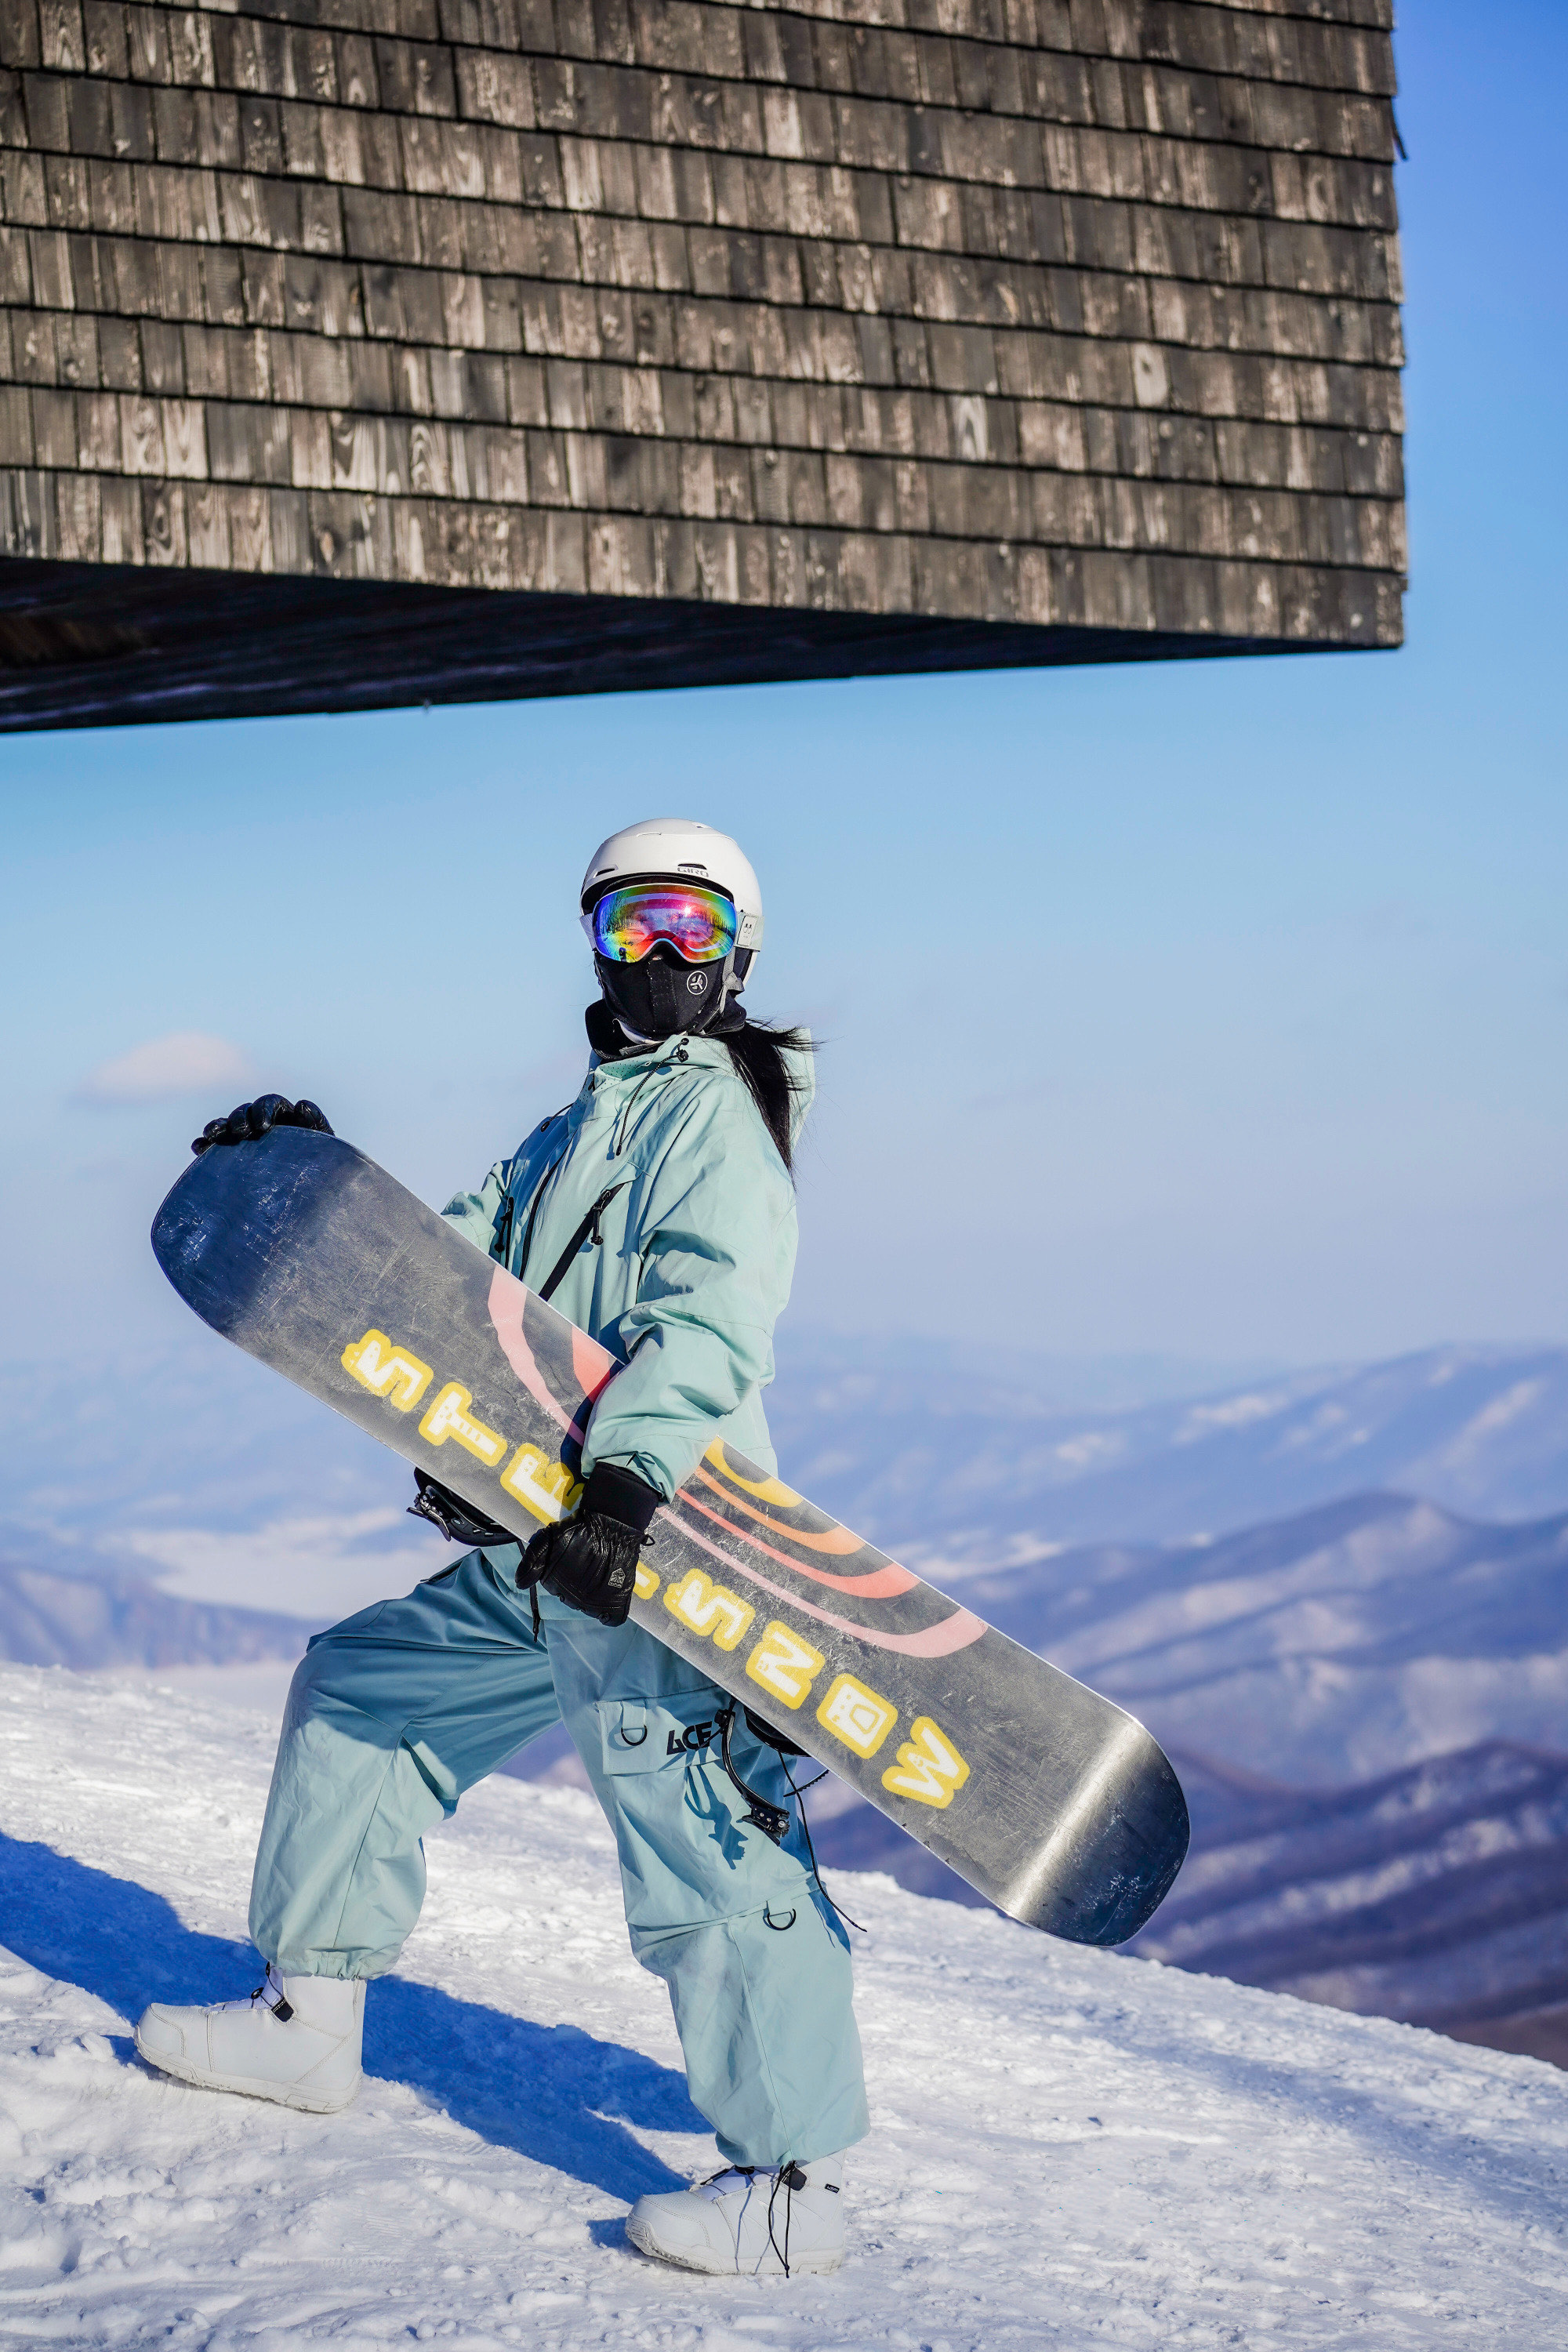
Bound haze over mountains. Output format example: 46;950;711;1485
2;1341;434;1628
10;1332;1568;1612
766;1335;1568;1555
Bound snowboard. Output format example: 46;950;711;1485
151;1129;1189;1944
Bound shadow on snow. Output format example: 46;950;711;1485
0;1832;700;2201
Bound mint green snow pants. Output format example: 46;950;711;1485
249;1545;869;2169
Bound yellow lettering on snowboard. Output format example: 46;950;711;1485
882;1717;971;1809
499;1442;582;1526
341;1329;433;1412
633;1562;660;1600
815;1673;897;1759
745;1621;825;1710
418;1381;508;1468
663;1569;755;1652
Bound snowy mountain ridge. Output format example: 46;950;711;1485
1127;1740;1568;2062
3;1665;1566;2349
0;1552;313;1673
946;1489;1568;1785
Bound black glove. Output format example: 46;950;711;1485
517;1462;661;1628
192;1094;333;1156
408;1468;514;1551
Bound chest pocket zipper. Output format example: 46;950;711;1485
536;1181;629;1304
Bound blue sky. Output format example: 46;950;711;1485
4;0;1566;1381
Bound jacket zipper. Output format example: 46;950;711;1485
536;1181;629;1303
509;1053;691;1293
612;1050;689;1156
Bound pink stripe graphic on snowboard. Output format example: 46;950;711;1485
488;1265;616;1448
486;1266;985;1660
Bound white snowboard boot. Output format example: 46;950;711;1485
136;1962;364;2114
626;2153;847;2276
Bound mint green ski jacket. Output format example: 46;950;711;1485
441;1033;810;1501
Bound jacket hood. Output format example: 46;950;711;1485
584;1022;815;1151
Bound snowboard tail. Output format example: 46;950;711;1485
152;1130;1188;1943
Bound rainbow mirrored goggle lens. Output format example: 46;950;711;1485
586;881;739;965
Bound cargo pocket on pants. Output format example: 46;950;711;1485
597;1690;727;1779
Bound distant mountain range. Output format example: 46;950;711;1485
765;1338;1568;1552
12;1337;1568;1578
19;1476;1564;1788
0;1344;437;1623
1;1342;405;1544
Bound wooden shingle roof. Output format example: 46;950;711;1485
0;0;1405;724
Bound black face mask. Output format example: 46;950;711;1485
594;946;731;1042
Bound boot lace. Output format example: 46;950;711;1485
695;2161;808;2278
767;2161;808;2278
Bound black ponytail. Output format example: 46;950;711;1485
724;1020;814;1173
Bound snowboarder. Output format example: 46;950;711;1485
136;818;866;2277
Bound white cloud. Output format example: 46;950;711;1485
74;1030;256;1107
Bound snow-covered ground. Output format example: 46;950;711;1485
2;1667;1566;2350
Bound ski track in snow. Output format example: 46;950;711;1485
1;1668;1566;2350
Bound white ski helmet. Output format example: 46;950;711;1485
579;818;764;955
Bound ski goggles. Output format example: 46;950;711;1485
584;880;739;966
